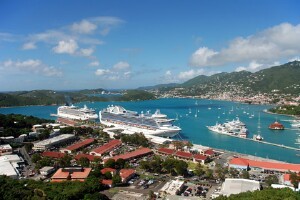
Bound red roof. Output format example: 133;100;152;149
204;149;215;156
91;140;121;155
175;151;193;159
269;121;284;129
75;153;100;161
158;148;176;155
101;168;116;174
65;138;95;151
42;151;65;158
120;169;135;180
229;157;300;172
194;154;207;161
102;179;113;185
51;168;91;181
106;148;152;162
283;174;291;182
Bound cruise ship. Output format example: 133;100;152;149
53;105;98;121
99;105;181;137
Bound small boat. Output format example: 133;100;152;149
254;113;263;141
269;120;284;130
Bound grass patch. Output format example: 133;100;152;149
188;161;197;171
108;188;119;194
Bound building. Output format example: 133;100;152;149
75;154;101;162
229;157;300;173
160;180;185;195
32;134;76;151
101;179;113;187
120;169;136;183
175;151;193;161
42;151;66;159
60;138;95;154
220;178;260;197
0;154;24;179
90;139;121;156
157;148;176;156
101;168;116;176
106;147;153;162
51;167;91;182
0;144;12;156
39;166;55;176
193;154;208;164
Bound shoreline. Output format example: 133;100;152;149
263;109;299;119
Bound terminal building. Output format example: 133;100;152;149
32;134;76;151
0;154;24;179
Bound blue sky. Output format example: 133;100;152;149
0;0;300;91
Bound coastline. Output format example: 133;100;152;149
263;109;299;119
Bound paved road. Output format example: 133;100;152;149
19;146;34;167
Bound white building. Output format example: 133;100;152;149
160;180;185;195
32;134;76;151
220;178;260;197
0;144;12;155
0;154;24;179
40;166;55;176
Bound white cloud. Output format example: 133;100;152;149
178;69;205;80
52;39;78;54
89;61;100;66
0;59;62;77
289;56;300;62
80;48;94;57
95;69;110;76
71;20;97;34
235;61;280;72
190;23;300;67
22;42;37;50
165;70;172;76
113;61;130;70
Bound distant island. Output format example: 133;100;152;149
0;89;156;107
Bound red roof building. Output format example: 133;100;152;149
193;154;208;164
204;149;215;157
90;140;122;156
175;151;193;160
51;167;91;182
42;151;66;159
120;169;136;183
74;153;101;162
106;148;153;162
157;148;176;155
101;179;113;187
61;138;95;153
269;121;284;130
101;168;116;175
229;157;300;173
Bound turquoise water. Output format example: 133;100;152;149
0;98;299;163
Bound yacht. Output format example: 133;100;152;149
54;105;98;121
99;105;181;137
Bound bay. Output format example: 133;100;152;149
0;98;299;163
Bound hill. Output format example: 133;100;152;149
138;83;179;90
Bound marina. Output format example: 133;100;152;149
1;98;300;163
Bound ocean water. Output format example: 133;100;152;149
0;98;299;163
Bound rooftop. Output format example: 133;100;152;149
101;168;116;174
64;138;95;151
42;151;65;159
0;144;12;150
194;154;208;161
158;148;176;155
34;134;75;146
75;153;100;161
91;139;121;155
221;178;260;196
120;168;135;180
175;151;193;158
230;157;300;172
51;167;91;181
107;147;152;162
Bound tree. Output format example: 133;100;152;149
194;163;205;176
206;169;214;179
265;175;279;186
162;157;177;173
104;158;116;168
24;143;33;152
31;153;42;163
289;172;300;188
58;154;72;168
78;157;90;167
229;168;239;178
115;158;126;169
241;170;250;179
104;172;112;179
175;160;188;176
112;174;122;185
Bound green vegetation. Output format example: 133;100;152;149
0;114;54;138
265;175;279;186
121;133;150;147
0;89;156;107
269;105;300;116
0;175;109;200
140;156;188;176
215;188;300;200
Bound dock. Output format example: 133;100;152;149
212;132;300;151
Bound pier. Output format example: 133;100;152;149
220;133;300;151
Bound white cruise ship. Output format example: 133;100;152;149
54;105;98;121
99;105;181;137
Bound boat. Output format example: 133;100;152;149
99;105;181;137
269;120;284;130
53;105;98;121
253;113;263;141
207;117;249;138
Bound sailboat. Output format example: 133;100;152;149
195;100;198;106
195;110;198;118
253;113;263;141
189;108;192;114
